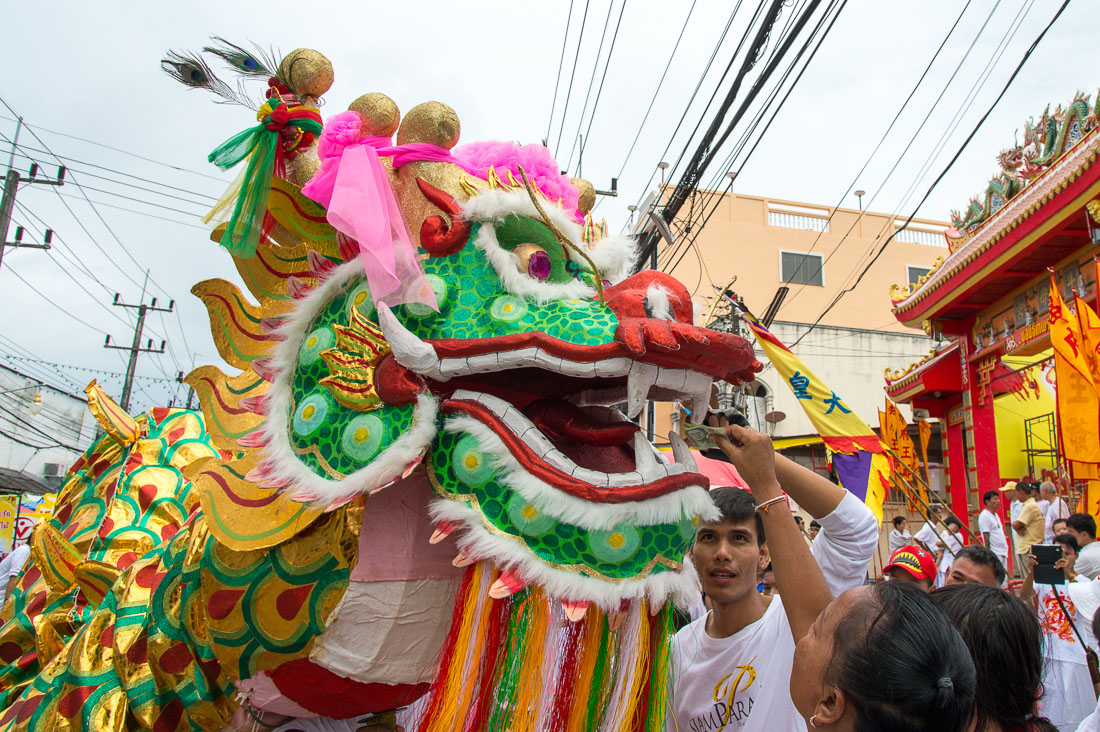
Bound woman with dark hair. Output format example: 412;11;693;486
788;580;975;731
930;583;1058;732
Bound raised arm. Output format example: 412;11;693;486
711;423;831;641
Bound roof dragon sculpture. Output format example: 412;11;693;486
0;41;761;732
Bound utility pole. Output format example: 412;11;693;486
0;119;65;270
105;276;174;412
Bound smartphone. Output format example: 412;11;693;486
1032;544;1065;585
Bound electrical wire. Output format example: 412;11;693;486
552;0;594;157
545;0;577;145
598;0;698;212
0;114;226;182
663;0;846;274
789;0;1073;348
565;0;627;173
7;145;220;202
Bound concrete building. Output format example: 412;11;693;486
0;365;96;494
645;192;946;483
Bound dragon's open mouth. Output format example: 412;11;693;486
428;355;709;500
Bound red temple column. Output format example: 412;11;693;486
961;333;1001;521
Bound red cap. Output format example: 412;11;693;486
884;545;937;582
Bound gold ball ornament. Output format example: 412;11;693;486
278;49;334;100
571;178;596;214
397;102;461;149
349;93;400;137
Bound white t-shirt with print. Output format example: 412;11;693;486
666;492;878;732
1036;582;1095;730
978;509;1008;559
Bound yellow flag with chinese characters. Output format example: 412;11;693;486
1050;271;1100;464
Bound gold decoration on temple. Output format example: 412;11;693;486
319;306;392;411
1087;198;1100;225
884;349;939;385
889;255;945;303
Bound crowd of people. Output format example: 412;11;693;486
665;413;1100;732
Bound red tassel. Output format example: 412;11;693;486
416;567;476;732
546;617;586;732
462;596;510;732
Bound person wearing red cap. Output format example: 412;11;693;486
883;545;938;591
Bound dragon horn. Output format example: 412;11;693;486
416;178;471;257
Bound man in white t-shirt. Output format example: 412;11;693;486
0;542;30;608
978;489;1009;569
666;424;878;732
913;504;945;559
1042;481;1071;543
1067;513;1100;581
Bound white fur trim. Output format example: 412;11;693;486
429;499;702;612
587;235;638;285
258;259;439;505
645;284;673;321
444;414;718;529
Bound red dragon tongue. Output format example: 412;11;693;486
522;400;639;447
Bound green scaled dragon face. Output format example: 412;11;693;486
247;176;763;614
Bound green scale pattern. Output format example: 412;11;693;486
288;277;414;479
431;429;698;580
410;224;620;345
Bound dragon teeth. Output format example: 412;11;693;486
626;362;659;418
669;431;697;471
633;432;662;481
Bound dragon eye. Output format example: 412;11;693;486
514;242;552;282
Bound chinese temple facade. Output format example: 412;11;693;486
885;91;1100;528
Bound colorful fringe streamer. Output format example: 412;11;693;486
414;568;676;732
207;100;322;257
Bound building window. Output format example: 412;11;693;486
780;251;824;286
907;265;931;286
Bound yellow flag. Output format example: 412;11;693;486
1049;272;1100;463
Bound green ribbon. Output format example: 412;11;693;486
207;103;322;258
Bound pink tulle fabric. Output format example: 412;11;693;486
302;112;437;310
452;140;584;222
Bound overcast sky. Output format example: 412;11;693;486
0;0;1093;413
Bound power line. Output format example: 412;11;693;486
663;0;847;276
790;0;1073;348
546;0;577;145
7;145;220;202
604;0;698;190
552;0;594;157
778;0;1003;306
0;114;226;183
620;2;747;224
564;0;623;172
576;0;629;169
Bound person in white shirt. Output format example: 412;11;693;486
1068;513;1100;581
936;519;963;588
0;542;30;608
1019;537;1096;730
1005;481;1023;563
913;503;944;555
1043;480;1071;543
888;515;911;553
978;489;1010;570
666;422;878;732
